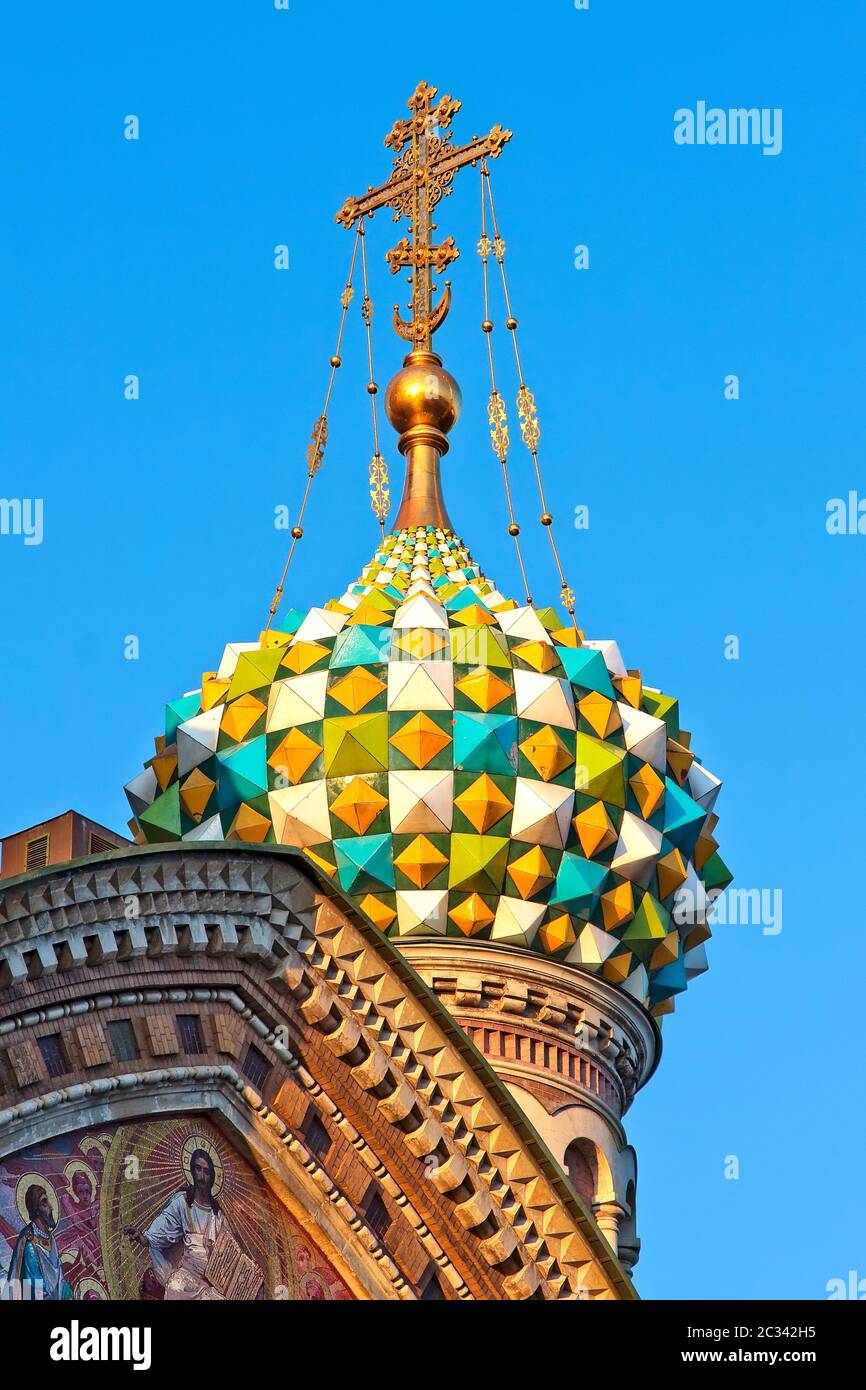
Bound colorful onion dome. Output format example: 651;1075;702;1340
125;525;731;1020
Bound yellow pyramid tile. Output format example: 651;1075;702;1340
450;604;498;628
650;930;681;972
388;712;451;769
281;640;331;676
329;777;388;834
602;950;633;984
359;893;397;930
512;640;559;673
684;921;712;951
179;768;215;822
448;893;495;936
551;627;582;648
666;737;694;786
221;693;266;743
228;803;271;843
651;998;676;1019
694;829;718;872
573;801;617;859
151;746;178;791
303;846;337;878
201;672;229;712
519;725;574;781
656;847;687;899
393;628;447;660
455;669;512;712
578;691;621;738
507;846;554;899
454;774;513;832
258;628;292;651
613;673;643;709
538;912;576;954
394;834;448;888
600;881;635;931
328;666;386;714
267;727;323;784
629;763;665;819
346;601;392;627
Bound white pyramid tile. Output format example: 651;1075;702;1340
268;781;331;847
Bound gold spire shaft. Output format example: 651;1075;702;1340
393;440;452;530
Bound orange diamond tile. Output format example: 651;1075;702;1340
359;893;397;930
151;746;178;791
179;768;215;822
450;604;498;628
613;673;643;709
281;640;331;676
519;725;574;781
600;881;635;931
454;773;513;833
512;640;559;673
650;930;681;971
656;847;687;899
393;628;448;660
666;737;695;787
455;669;512;712
448;893;495;936
578;691;621;739
346;601;393;627
393;834;448;888
304;846;337;879
388;712;451;769
221;693;267;743
330;777;388;834
602;950;633;984
267;727;323;784
538;912;576;953
201;672;229;712
573;801;617;859
507;846;554;899
629;763;665;819
229;803;271;843
328;666;386;714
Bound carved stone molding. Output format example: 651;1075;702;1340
398;939;660;1122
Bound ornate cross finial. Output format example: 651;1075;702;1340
336;81;512;351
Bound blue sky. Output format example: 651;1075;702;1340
1;2;864;1299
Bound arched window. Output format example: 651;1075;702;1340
564;1139;598;1208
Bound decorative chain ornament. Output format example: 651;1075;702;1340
369;451;390;524
306;415;329;476
488;389;509;462
478;164;532;604
359;223;389;537
264;228;361;632
516;385;541;451
482;163;578;627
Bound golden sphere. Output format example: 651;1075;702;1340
385;354;462;439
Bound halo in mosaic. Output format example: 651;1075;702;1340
125;527;732;1019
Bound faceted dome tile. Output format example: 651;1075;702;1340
126;526;732;1019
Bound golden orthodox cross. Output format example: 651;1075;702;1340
336;81;512;351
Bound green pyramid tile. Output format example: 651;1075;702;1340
448;834;510;893
323;713;389;776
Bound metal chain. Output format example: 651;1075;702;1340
478;166;532;604
264;227;362;632
481;161;577;626
359;223;390;537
